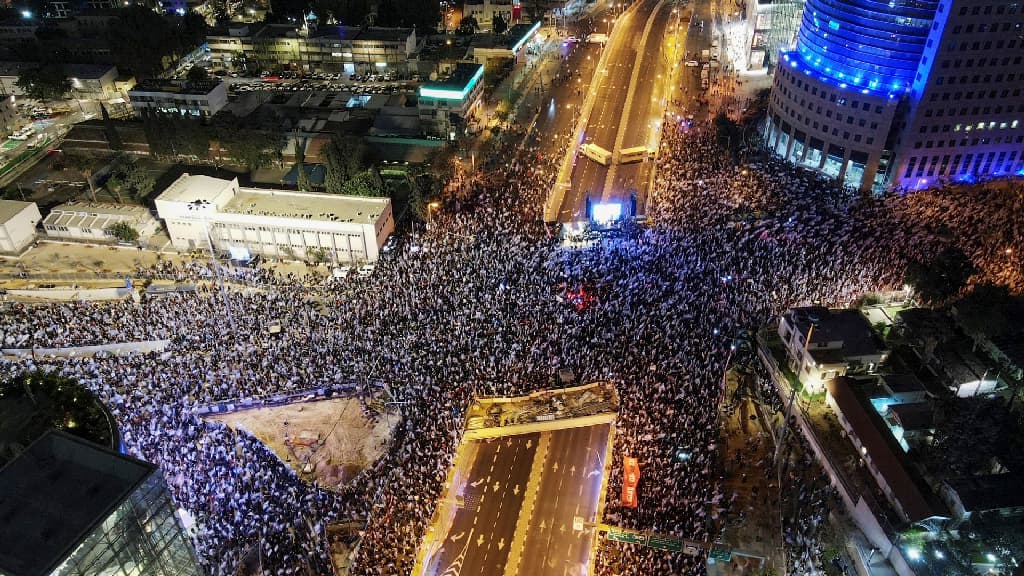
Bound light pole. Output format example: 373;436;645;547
426;201;441;228
187;199;236;332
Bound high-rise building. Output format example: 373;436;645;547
0;430;202;576
763;0;1024;191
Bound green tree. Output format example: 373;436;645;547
106;221;140;243
186;65;209;81
341;168;383;196
16;63;70;102
457;15;479;35
217;128;283;172
106;6;200;76
905;246;975;305
107;155;156;201
953;284;1011;351
492;12;508;35
927;397;1017;476
64;152;98;202
295;161;312;191
321;134;367;193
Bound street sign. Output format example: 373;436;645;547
573;516;584;531
606;528;647;546
709;547;732;562
647;534;683;552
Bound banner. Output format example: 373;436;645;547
621;456;640;508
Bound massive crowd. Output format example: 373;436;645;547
2;62;1023;576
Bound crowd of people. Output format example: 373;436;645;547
1;52;1022;576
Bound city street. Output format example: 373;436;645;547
419;424;611;576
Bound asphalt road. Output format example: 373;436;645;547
562;0;654;216
424;433;538;576
518;424;611;576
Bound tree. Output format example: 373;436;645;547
321;135;367;193
107;154;156;201
905;246;975;305
16;63;70;102
295;161;312;191
106;6;202;77
217;128;283;172
953;284;1011;351
106;221;140;243
492;12;508;35
341;168;383;196
926;397;1018;476
64;152;98;202
186;65;209;82
457;15;478;35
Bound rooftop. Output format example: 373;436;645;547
419;62;484;100
157;173;236;204
64;63;116;79
130;79;224;95
223;187;389;223
880;373;927;396
0;199;35;223
827;377;947;523
887;403;933;432
48;201;152;218
0;430;154;576
788;306;888;358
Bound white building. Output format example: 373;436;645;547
418;62;485;139
778;306;889;394
42;201;161;243
128;80;228;119
155;174;395;263
0;199;41;254
463;0;514;32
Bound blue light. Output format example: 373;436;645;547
794;0;939;96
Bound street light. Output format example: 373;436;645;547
427;201;441;228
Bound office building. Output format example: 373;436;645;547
206;24;417;75
128;79;228;118
418;62;485;139
463;0;515;32
0;430;202;576
765;0;1024;191
155;174;395;262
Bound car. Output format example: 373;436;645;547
685;60;699;67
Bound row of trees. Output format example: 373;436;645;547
139;113;286;173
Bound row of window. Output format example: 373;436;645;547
926;90;1023;107
911;134;1024;149
773;98;879;145
957;4;1018;16
920;120;1021;133
949;22;1019;35
903;150;1020;179
780;72;886;113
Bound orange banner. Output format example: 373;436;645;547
621;456;640;508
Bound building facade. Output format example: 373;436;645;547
0;431;201;576
128;79;228;118
418;62;485;139
207;24;417;75
42;201;161;243
765;0;1024;191
0;199;41;253
890;0;1024;188
463;0;515;32
155;174;395;262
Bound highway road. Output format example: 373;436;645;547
559;0;654;219
418;424;611;576
553;0;711;222
518;424;611;576
423;433;538;576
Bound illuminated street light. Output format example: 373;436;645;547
907;548;921;561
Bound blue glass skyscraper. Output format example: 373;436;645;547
794;0;939;95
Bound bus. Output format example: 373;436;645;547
617;146;651;164
580;143;613;166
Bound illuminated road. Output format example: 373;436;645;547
555;0;693;221
518;425;610;576
418;424;612;576
423;433;538;576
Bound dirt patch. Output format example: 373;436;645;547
208;397;399;490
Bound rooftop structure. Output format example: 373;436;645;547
778;306;889;393
155;174;395;262
0;199;41;254
419;62;484;101
42;201;161;243
0;430;201;576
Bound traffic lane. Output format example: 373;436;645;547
425;433;539;576
518;425;611;576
